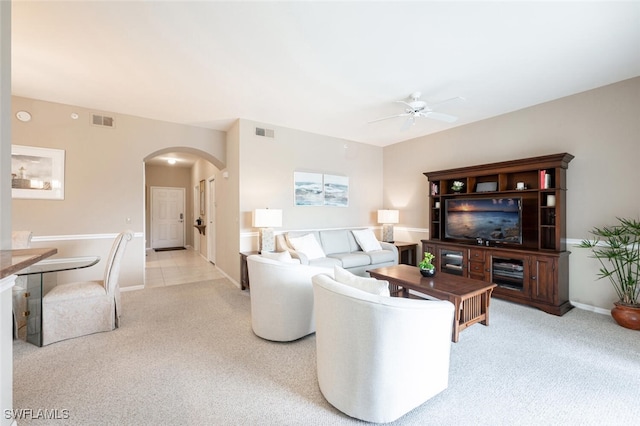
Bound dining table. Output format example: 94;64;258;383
16;255;100;346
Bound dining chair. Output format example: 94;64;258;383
41;230;133;345
12;231;33;339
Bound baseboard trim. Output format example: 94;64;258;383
121;284;145;292
571;301;610;315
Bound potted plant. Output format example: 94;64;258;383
419;251;436;277
451;181;464;193
579;217;640;330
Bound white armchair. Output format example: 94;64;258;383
41;231;132;345
246;255;331;342
12;231;33;339
312;273;455;423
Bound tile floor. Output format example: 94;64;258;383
144;248;225;287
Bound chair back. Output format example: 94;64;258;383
103;231;133;295
12;231;33;248
312;273;455;423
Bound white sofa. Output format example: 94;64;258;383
276;228;397;276
246;254;332;342
312;273;455;423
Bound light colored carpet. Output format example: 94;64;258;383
13;277;640;425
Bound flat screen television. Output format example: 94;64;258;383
444;197;523;244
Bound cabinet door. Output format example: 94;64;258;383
421;242;437;267
491;253;530;297
530;255;556;303
439;247;466;276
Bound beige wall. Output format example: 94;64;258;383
217;121;240;283
237;118;384;247
11;96;226;288
383;77;640;311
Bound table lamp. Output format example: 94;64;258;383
253;208;283;253
378;209;399;243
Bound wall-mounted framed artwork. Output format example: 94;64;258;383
323;174;349;207
294;171;324;206
199;180;206;216
294;171;349;207
11;145;65;200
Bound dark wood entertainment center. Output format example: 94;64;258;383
422;153;574;315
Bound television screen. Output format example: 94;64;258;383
444;197;522;243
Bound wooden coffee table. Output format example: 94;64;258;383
368;264;496;342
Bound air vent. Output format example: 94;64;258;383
255;127;274;138
92;114;115;128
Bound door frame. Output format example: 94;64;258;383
206;175;216;264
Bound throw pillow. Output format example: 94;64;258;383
261;251;298;264
288;233;326;260
352;228;382;252
334;265;390;297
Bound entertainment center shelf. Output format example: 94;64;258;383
423;153;574;315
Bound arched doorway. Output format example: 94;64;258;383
143;147;223;261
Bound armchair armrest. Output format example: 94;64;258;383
276;234;310;264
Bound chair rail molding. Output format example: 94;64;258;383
32;232;143;242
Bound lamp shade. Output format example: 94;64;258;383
253;209;283;228
377;209;399;224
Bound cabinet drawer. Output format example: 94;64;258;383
469;249;485;261
469;260;488;281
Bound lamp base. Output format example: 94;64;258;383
259;228;276;253
382;224;394;243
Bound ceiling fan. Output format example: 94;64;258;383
370;92;463;130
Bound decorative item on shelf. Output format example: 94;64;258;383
378;209;399;243
451;181;464;193
253;208;283;253
578;217;640;330
196;217;202;225
419;251;436;277
546;194;556;207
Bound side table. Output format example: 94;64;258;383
393;242;418;266
239;251;259;290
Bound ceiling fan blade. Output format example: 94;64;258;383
368;112;410;124
400;115;415;131
428;96;466;107
395;100;414;109
423;111;458;123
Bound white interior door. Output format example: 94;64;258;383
151;186;185;249
207;176;216;263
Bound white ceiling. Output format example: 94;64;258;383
11;1;640;155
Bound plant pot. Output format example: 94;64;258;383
611;302;640;330
420;268;435;278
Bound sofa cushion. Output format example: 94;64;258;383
328;252;371;269
334;266;390;297
351;229;382;252
289;233;326;260
319;229;353;255
367;249;397;265
309;257;342;269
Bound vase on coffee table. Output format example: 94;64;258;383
420;268;435;277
